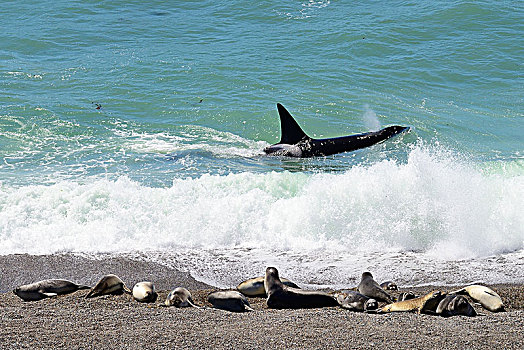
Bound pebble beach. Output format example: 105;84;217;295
1;254;523;349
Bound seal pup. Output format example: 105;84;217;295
334;290;378;312
450;285;504;312
380;290;445;313
264;267;338;309
358;272;393;303
436;295;477;317
132;281;158;303
207;291;253;312
237;276;300;297
380;281;398;291
85;274;132;298
263;103;410;157
397;291;418;301
165;287;199;308
13;279;90;302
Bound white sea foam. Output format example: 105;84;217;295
1;145;523;286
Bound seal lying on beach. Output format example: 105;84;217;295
207;291;254;312
132;282;158;303
380;281;398;291
436;295;477;317
334;290;378;312
397;291;418;301
165;287;200;308
13;279;90;301
380;291;445;313
450;285;504;312
358;272;393;303
237;276;300;297
264;267;338;309
85;274;132;298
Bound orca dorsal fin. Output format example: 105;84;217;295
277;103;309;144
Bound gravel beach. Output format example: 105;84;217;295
1;254;523;349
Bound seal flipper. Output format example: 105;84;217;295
276;103;309;144
41;292;58;298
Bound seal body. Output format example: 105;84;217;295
132;281;158;303
436;295;477;317
237;276;299;297
451;285;504;312
165;287;199;308
85;274;132;298
380;281;398;291
264;267;338;309
334;290;378;312
358;272;393;303
207;290;253;312
13;279;90;302
381;291;445;313
397;291;418;301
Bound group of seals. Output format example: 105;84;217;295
12;268;506;318
451;285;505;312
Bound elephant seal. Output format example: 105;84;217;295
451;285;504;312
165;287;199;308
397;291;418;301
13;279;90;302
237;276;300;297
334;290;378;312
358;272;393;303
264;267;338;309
380;291;445;313
85;274;132;298
207;290;253;312
436;295;477;317
132;281;158;303
380;281;398;291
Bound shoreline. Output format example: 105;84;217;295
1;253;523;349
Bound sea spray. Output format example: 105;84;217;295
362;104;381;131
1;144;521;257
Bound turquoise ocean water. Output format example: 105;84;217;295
1;1;523;287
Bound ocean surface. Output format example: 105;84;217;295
1;1;523;288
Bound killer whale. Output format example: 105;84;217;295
264;104;410;157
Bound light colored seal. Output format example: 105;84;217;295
451;285;504;312
334;290;378;312
264;267;339;309
132;281;158;303
380;291;445;313
380;281;398;291
237;276;300;297
207;290;254;312
358;272;393;303
85;274;132;298
13;279;90;302
436;295;477;317
165;287;199;308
